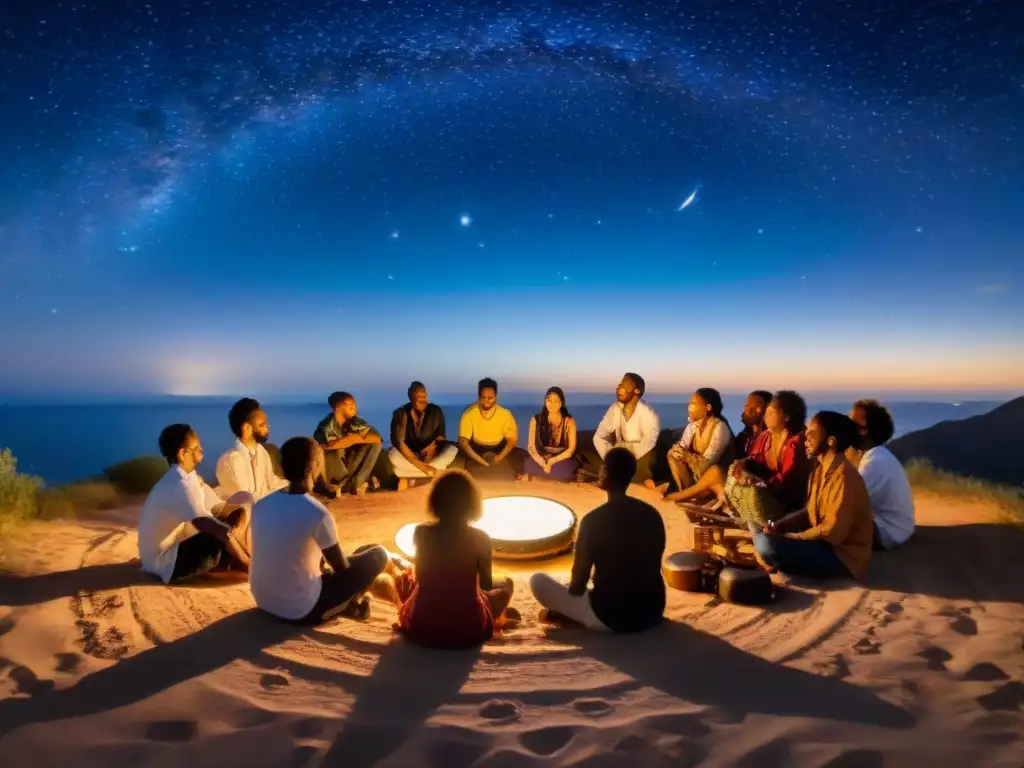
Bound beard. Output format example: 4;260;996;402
254;432;269;445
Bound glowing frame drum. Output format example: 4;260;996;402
394;495;578;561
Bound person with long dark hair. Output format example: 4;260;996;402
523;387;579;482
752;411;874;580
653;387;736;502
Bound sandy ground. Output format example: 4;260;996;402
0;481;1022;767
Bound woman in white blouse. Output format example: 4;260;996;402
655;388;736;503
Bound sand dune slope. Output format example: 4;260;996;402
1;483;1022;767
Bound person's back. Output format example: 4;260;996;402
395;469;515;648
859;445;915;549
250;491;332;620
399;522;495;648
579;495;666;632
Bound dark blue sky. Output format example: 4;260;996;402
1;0;1021;400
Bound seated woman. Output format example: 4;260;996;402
522;387;579;482
684;390;811;526
249;437;393;624
652;388;735;503
751;411;874;580
393;469;518;648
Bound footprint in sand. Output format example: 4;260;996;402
884;602;904;616
478;699;523;723
260;672;290;690
854;637;882;655
977;681;1024;712
144;719;198;743
918;646;952;672
939;607;978;636
55;652;81;673
963;662;1009;683
9;665;54;696
573;698;614;718
519;725;577;756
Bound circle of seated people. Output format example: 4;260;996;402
134;374;916;647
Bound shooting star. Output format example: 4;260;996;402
677;188;698;211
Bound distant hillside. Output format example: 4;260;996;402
889;396;1024;486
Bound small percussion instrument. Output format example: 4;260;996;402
663;551;721;593
717;566;774;605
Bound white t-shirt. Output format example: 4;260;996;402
249;492;340;620
858;446;915;550
138;465;226;583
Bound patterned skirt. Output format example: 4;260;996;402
724;464;789;526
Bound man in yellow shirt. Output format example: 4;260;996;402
458;378;525;480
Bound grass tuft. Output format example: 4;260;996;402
906;458;1024;526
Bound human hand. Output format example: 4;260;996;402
422;443;438;461
422;464;437;477
543;461;552;474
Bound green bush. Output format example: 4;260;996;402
0;448;43;528
104;455;167;495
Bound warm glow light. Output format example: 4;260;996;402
393;495;577;560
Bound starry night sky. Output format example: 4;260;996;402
1;0;1021;400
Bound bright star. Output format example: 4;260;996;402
460;214;472;227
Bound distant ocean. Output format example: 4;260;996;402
0;395;1003;487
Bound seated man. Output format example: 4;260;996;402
457;377;524;480
216;397;287;502
389;381;458;488
578;372;660;484
250;436;393;623
849;399;915;550
138;424;253;584
751;411;874;580
530;447;666;632
734;390;774;460
314;391;384;496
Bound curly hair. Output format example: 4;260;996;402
427;469;483;525
853;399;895;446
772;390;808;431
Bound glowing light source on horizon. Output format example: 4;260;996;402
393;495;577;560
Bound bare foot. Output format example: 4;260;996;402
397;478;409;491
355;482;369;497
516;474;528;482
498;606;522;629
643;478;657;490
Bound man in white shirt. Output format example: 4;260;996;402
138;424;253;584
580;373;661;484
249;436;392;623
216;397;288;502
849;400;915;550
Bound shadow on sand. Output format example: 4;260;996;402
869;523;1024;603
544;620;915;730
0;610;300;740
0;562;147;607
314;639;481;767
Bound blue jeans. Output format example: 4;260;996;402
751;529;849;579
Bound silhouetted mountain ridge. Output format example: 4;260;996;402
889;396;1024;486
